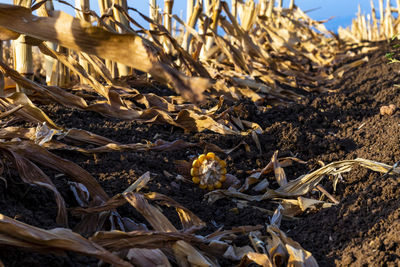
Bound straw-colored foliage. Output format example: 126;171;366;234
339;0;400;42
0;0;397;266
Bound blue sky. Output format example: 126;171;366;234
0;0;394;31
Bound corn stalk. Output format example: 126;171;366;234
149;0;159;32
52;46;70;87
163;0;174;52
371;0;378;40
384;0;393;39
75;0;91;76
112;0;130;77
99;0;116;77
266;0;275;18
231;0;237;18
186;0;195;25
0;41;3;96
259;0;268;17
37;0;58;85
379;0;384;35
200;0;221;60
277;0;282;9
397;0;400;16
13;0;33;93
182;0;203;52
289;0;295;10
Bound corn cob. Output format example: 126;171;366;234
190;152;227;190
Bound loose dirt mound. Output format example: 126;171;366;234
1;41;400;266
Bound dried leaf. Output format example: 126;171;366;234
126;248;171;267
263;158;399;199
239;252;273;267
5;140;109;201
72;194;126;215
272;151;287;187
0;146;67;226
1;92;60;129
124;192;215;266
0;61;88;109
69;182;90;207
267;225;318;267
223;245;254;261
145;192;206;230
91;230;206;251
0;26;20;40
123;171;151;194
0;104;23;119
38;42;110;99
0;213;131;267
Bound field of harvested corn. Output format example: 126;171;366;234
0;0;400;266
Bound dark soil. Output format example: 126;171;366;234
1;41;400;266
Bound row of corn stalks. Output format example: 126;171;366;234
1;0;387;105
339;0;400;42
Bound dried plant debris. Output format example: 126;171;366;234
0;0;397;266
0;213;132;267
0;0;372;133
205;157;399;212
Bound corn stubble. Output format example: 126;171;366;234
0;0;396;266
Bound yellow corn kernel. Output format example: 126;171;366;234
220;175;226;182
214;181;222;188
207;184;214;191
190;167;199;176
220;168;227;175
199;183;207;189
197;154;206;163
206;152;216;160
192;159;201;168
192;176;200;184
218;159;226;168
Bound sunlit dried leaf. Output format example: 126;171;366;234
0;104;23;119
239;252;273;267
0;61;88;109
38;42;110;99
0;26;20;40
145;192;206;230
263;158;399;199
123;171;151;194
0;213;131;267
124;192;215;266
208;158;396;210
279;197;334;217
272;151;287;187
1;92;60;129
0;126;35;140
267;225;318;267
